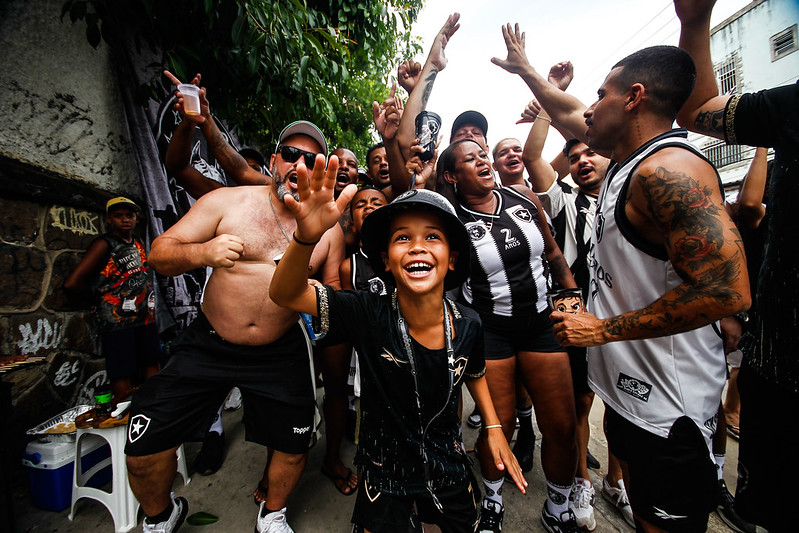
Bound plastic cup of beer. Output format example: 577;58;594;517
178;84;201;116
547;288;584;314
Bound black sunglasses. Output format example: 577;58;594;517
278;145;317;169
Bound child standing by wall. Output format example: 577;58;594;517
271;156;525;532
65;197;161;402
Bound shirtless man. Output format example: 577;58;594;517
494;24;749;532
125;120;345;533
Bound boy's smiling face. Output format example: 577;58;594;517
382;210;458;296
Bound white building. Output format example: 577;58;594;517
689;0;799;195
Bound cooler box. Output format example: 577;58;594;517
22;434;112;511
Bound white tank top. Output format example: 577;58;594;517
586;130;725;442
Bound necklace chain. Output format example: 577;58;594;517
268;193;291;244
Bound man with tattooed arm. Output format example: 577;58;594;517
493;24;749;533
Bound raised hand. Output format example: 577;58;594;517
202;234;244;268
397;60;422;93
516;99;542;124
491;23;531;75
283;155;357;243
673;0;717;26
164;70;210;124
429;13;461;71
373;83;404;141
548;61;574;91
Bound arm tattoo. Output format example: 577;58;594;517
210;129;247;173
602;166;746;341
694;109;725;137
420;69;438;108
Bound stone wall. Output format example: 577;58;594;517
0;0;143;465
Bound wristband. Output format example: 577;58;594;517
536;116;552;123
292;233;319;246
484;424;503;430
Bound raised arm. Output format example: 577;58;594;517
735;147;768;229
164;71;268;186
374;83;409;199
396;13;460;157
674;0;730;139
552;150;750;346
163;72;226;198
521;101;559;193
492;24;589;143
270;155;357;314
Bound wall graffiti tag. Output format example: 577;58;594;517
53;359;81;387
49;206;100;236
17;317;63;354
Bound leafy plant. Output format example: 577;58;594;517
61;0;424;159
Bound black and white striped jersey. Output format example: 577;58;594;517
458;188;550;317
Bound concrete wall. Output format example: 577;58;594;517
0;0;142;467
0;0;141;195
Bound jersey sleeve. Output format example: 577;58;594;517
314;285;378;345
538;179;574;219
724;82;799;148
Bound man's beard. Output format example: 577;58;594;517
273;170;299;202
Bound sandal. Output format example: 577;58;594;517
321;466;359;496
253;481;268;505
727;424;740;440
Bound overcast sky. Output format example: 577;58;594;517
405;0;752;160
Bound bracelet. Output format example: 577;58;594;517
292;233;319;246
484;424;503;430
536;116;552;123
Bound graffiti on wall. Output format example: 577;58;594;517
17;317;63;354
53;359;81;387
49;206;100;236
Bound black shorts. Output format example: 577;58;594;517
481;311;563;360
567;346;591;394
125;314;316;456
605;408;716;532
101;323;162;380
352;478;480;533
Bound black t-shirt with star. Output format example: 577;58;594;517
315;286;485;495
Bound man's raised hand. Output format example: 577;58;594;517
429;13;461;71
283;154;357;244
491;23;531;75
548;61;574;91
517;99;542;124
397;61;422;94
373;83;403;141
164;70;210;124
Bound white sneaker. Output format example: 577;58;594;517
255;503;294;533
569;479;596;531
601;475;635;528
142;496;188;533
224;387;242;411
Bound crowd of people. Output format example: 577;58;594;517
67;1;796;532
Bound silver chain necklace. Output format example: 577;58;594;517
268;192;291;244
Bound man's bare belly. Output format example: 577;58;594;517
201;262;299;345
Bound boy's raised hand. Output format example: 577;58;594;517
283;154;357;244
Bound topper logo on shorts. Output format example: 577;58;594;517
293;425;311;434
616;373;652;402
128;414;151;443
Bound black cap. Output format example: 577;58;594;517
450;110;488;142
361;189;471;291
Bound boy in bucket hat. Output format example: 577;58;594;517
271;156;526;532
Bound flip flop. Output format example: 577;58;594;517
727;424;740;440
253;481;268;505
321;466;359;496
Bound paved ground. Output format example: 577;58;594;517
14;390;739;532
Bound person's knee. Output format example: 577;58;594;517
274;451;307;468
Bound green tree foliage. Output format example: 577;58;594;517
61;0;423;159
